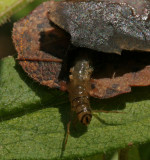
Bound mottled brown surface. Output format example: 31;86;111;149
90;66;150;99
13;1;150;99
89;51;150;98
12;2;70;89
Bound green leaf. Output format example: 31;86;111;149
0;0;36;25
0;56;150;159
119;146;141;160
0;0;63;26
139;142;150;160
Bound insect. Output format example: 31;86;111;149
68;50;93;125
13;0;150;146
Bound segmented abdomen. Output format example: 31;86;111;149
67;55;93;125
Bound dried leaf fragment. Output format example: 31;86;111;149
12;1;150;99
48;0;150;54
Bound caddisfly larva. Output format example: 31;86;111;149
67;53;93;125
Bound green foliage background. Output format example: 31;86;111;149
0;0;46;25
0;0;150;159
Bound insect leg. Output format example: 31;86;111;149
64;120;71;148
92;110;125;113
63;110;79;150
93;110;126;126
63;110;74;151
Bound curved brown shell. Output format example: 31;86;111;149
13;1;150;99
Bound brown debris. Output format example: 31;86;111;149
12;2;70;89
90;52;150;99
12;1;150;99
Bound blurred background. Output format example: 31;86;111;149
0;0;46;59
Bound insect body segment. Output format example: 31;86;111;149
67;55;93;125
